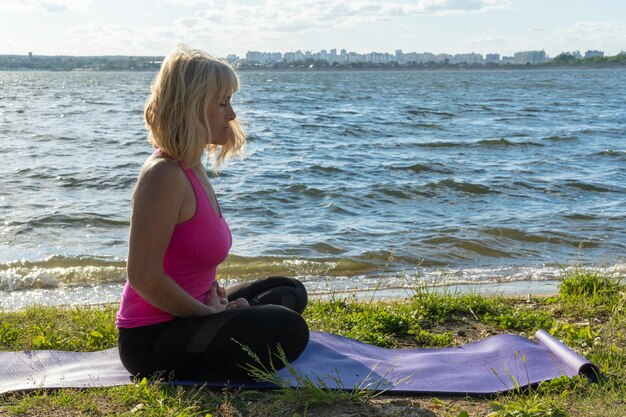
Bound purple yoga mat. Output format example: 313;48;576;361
0;330;598;395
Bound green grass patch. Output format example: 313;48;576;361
305;296;455;347
558;267;623;316
3;380;250;417
0;304;118;351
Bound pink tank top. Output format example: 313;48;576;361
116;165;232;328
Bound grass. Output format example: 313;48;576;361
0;266;624;416
239;343;388;416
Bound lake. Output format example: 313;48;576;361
1;68;624;309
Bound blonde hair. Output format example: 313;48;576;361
144;44;245;168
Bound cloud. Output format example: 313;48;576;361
414;0;510;15
182;0;511;32
552;21;622;40
166;0;511;51
547;21;626;54
157;0;215;6
456;35;535;55
62;23;177;55
456;21;626;56
0;0;89;12
1;0;515;55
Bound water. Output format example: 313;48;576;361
1;68;625;309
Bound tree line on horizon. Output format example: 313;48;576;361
0;55;162;71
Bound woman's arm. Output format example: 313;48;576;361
126;157;221;317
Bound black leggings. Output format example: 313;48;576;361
118;276;309;381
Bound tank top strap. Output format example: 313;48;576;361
181;167;204;201
181;166;223;218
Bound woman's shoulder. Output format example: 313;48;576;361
135;154;188;195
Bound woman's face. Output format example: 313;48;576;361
206;94;236;146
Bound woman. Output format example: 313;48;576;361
116;45;309;381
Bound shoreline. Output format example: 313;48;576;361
236;62;626;72
320;279;562;301
2;260;623;311
0;279;563;312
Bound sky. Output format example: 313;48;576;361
0;0;625;58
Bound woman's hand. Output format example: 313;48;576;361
216;281;229;305
206;282;249;313
225;297;249;310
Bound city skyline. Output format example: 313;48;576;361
0;0;624;58
239;47;609;65
0;48;608;63
2;46;618;73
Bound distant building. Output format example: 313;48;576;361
435;53;453;64
585;50;604;58
398;52;436;64
284;52;295;64
339;49;348;64
501;56;515;65
485;53;500;64
347;51;360;63
422;53;436;63
452;53;483;65
395;49;403;63
364;52;394;64
245;51;262;64
329;49;337;63
245;51;282;65
513;50;546;65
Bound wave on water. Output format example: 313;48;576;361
390;162;452;174
407;108;456;118
285;183;326;198
0;256;127;291
475;138;544;147
479;227;602;249
6;214;128;230
5;251;622;293
592;149;626;159
409;122;442;130
545;135;579;142
563;180;614;193
336;124;372;137
220;255;380;279
421;237;511;259
363;183;438;201
521;107;542;113
562;213;599;221
0;255;381;292
414;139;544;149
427;178;495;195
301;165;346;175
56;175;136;190
0;250;582;292
3;256;624;310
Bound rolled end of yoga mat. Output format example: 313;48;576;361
534;329;601;382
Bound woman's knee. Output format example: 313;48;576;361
226;305;309;364
227;276;308;314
